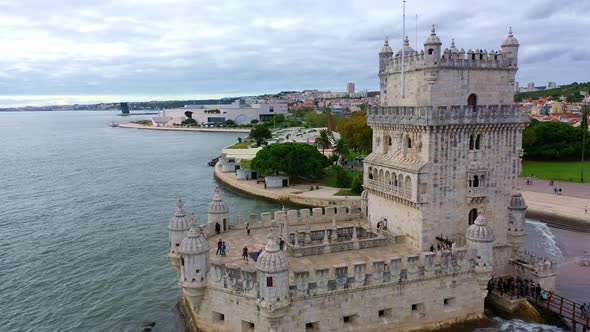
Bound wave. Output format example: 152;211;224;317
524;220;564;263
490;317;565;332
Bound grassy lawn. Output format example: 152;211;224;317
240;159;252;169
521;160;589;183
335;189;361;196
227;141;253;149
321;167;363;188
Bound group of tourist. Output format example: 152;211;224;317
429;243;452;252
489;276;547;300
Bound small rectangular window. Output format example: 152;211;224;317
444;297;455;307
411;303;425;313
241;320;255;332
378;308;392;318
266;276;273;287
343;314;358;327
305;321;319;331
212;311;225;325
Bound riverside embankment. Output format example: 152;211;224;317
215;165;590;233
115;122;250;133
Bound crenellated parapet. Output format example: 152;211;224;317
230;206;362;231
367;105;529;127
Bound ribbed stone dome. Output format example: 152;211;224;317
380;37;393;54
168;198;192;231
179;226;209;255
502;27;519;46
361;190;368;200
466;214;495;242
424;25;442;45
208;187;228;213
256;236;289;273
509;193;527;210
395;36;416;57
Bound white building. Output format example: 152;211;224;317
152;100;288;126
347;82;355;94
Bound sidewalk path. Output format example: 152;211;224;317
115;122;250;133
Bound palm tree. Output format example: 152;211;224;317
333;138;349;164
315;129;332;154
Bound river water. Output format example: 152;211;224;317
0;111;587;331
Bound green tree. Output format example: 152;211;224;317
338;110;373;152
581;105;589;131
250;125;272;147
181;118;198;126
333;138;350;163
250;119;259;125
334;165;351;188
251;143;330;183
315;129;332;154
225;119;236;126
350;174;364;194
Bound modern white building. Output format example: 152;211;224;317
152;100;288;126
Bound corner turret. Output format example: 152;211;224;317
379;36;393;73
256;227;290;330
424;25;442;62
507;193;527;257
466;213;495;295
501;27;519;67
207;186;229;236
168;198;192;271
179;226;210;310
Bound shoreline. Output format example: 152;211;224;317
114;122;250;133
214;163;590;233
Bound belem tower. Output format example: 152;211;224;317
167;27;556;332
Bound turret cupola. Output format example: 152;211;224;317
207;186;230;235
379;36;393;73
424;25;442;61
179;226;210;309
396;36;416;57
466;213;495;268
168;198;192;257
501;27;519;67
256;229;290;313
507;193;527;256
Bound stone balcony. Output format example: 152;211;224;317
466;187;487;198
365;179;412;200
367;105;529;127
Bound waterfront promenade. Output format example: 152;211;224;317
215;165;590;232
115;122;250;133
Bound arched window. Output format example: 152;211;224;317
398;174;404;189
404;176;412;192
406;137;412;149
473;176;479;188
388;136;392;146
428;48;433;55
267;276;273;287
475;134;481;150
469;134;474;150
181;257;185;266
468;209;478;225
468;94;477;110
368;167;373;180
392;172;398;186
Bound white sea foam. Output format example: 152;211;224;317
491;317;565;332
524;220;564;263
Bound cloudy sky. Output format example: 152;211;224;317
0;0;588;107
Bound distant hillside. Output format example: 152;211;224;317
515;82;590;102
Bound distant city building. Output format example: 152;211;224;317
514;81;519;92
527;82;535;90
152;100;287;126
120;102;130;115
547;82;557;89
346;82;355;95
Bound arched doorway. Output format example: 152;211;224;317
468;208;478;225
468;94;477;110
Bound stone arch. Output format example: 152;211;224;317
468;93;477;109
398;174;404;188
404;175;412;192
392;172;398;186
468;208;478;225
475;134;481;150
469;134;475;150
379;169;384;183
405;136;412;149
385;170;391;185
388;135;392;146
473;175;479;188
368;167;373;179
373;168;378;181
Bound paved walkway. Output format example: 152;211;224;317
520;177;590;199
114;122;250;133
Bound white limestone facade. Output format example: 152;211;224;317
366;27;532;277
166;26;557;332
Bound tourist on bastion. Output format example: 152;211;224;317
242;246;249;261
216;238;222;255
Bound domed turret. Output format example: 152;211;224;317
424;25;442;61
207;186;229;235
256;230;290;314
466;213;495;267
168;198;192;258
396;36;416;57
501;27;519;67
379;36;393;73
449;38;459;53
179;226;210;309
508;192;527;256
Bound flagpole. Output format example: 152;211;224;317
401;0;406;99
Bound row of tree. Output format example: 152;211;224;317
523;118;589;160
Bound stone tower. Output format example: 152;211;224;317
168;198;192;272
179;226;210;310
256;228;290;331
207;186;229;235
365;27;528;274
